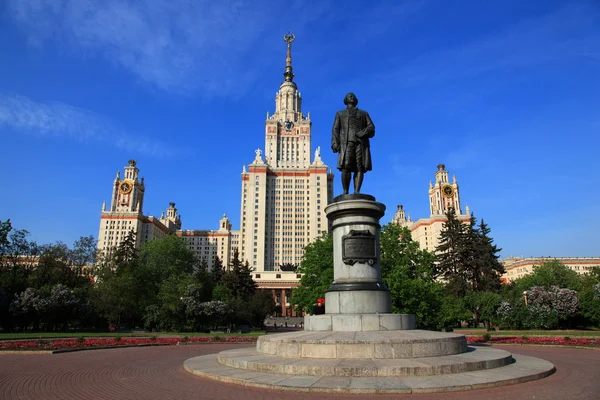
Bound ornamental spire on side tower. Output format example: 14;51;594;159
283;32;295;82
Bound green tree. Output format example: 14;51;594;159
380;223;444;329
579;267;600;327
435;209;470;297
136;235;199;329
462;291;502;328
0;219;11;251
472;219;504;292
92;231;142;328
210;256;224;285
291;233;333;314
515;260;583;293
221;250;256;302
248;290;277;327
93;259;140;328
69;235;97;278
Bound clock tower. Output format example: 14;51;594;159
98;160;181;255
429;164;461;216
393;164;470;253
110;160;145;213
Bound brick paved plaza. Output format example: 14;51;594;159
0;344;598;400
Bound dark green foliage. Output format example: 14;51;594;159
514;260;582;293
462;290;502;328
380;223;444;329
210;256;224;285
435;209;470;297
291;233;334;314
0;220;98;332
436;211;504;297
221;250;256;302
579;267;600;327
470;219;505;292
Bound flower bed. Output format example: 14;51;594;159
0;335;258;352
2;335;598;352
467;335;600;347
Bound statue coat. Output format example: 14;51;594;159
331;108;375;172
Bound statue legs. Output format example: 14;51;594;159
341;170;364;194
354;171;364;193
342;171;351;194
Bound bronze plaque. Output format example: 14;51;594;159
342;230;376;265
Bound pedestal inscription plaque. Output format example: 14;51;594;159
342;230;376;265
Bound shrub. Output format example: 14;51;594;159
482;333;492;342
150;335;157;341
76;336;85;344
182;336;189;342
213;335;222;341
521;335;529;341
564;336;571;341
114;336;122;342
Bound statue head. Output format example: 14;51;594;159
343;92;358;107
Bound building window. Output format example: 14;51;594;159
255;274;261;279
276;274;281;279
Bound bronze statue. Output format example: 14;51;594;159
331;92;374;194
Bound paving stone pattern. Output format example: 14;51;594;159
0;344;599;400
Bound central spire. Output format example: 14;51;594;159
283;32;295;82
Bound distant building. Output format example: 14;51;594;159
176;215;240;271
239;33;334;301
97;160;182;254
97;35;333;317
393;164;470;252
501;257;600;283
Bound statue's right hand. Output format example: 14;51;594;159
332;145;339;153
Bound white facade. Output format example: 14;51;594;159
176;215;239;271
98;35;334;303
239;34;334;285
97;160;181;255
501;257;600;283
393;164;470;253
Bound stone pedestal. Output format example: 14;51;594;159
184;193;555;393
324;194;391;316
305;194;414;331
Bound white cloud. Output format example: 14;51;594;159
6;0;331;98
0;92;175;157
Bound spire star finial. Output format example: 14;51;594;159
283;33;295;82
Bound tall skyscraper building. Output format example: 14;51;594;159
239;33;334;295
97;34;333;316
393;164;470;252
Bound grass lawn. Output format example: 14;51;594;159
0;330;266;340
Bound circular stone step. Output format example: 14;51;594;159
257;330;468;359
184;352;555;394
217;346;514;377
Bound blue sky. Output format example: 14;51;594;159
1;0;599;258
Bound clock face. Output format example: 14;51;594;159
284;119;294;131
119;181;133;194
442;184;454;198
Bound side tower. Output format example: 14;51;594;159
98;160;146;253
393;164;470;252
429;164;462;216
98;161;182;256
